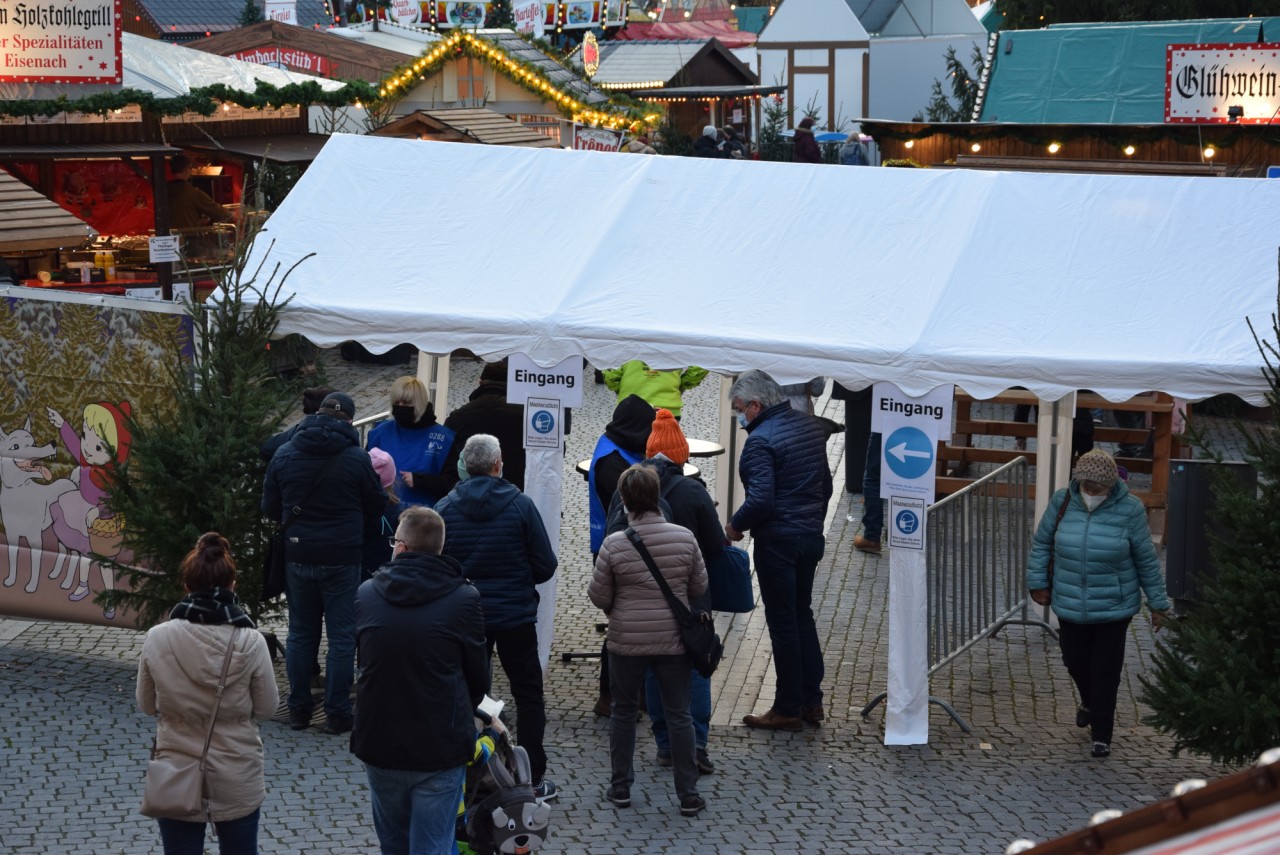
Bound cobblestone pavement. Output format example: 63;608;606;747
0;352;1262;854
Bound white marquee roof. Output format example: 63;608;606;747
246;134;1280;404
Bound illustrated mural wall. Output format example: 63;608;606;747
0;295;190;627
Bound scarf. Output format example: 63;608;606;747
169;587;257;628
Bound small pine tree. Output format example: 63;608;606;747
1138;286;1280;766
239;0;265;26
758;95;790;162
924;45;984;123
487;0;514;28
653;116;693;157
100;226;309;627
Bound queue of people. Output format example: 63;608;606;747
135;363;1172;853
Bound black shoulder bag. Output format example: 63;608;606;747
624;527;723;678
263;456;343;600
1040;490;1072;603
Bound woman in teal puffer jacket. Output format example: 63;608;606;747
1027;449;1171;759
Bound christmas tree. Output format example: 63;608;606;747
1138;286;1280;766
100;226;305;626
239;0;265;26
758;94;789;162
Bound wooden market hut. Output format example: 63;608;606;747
581;38;781;140
371;108;561;146
191;20;408;82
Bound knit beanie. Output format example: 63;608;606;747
1072;449;1118;487
703;125;718;138
368;448;396;490
646;408;689;465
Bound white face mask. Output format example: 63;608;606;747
1082;493;1106;512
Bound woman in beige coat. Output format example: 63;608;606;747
136;532;279;854
590;465;708;818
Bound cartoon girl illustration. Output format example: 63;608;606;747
46;401;131;620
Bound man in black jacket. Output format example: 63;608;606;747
262;391;384;735
352;506;488;854
726;370;833;732
436;359;527;492
435;434;559;800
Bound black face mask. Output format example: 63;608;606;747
392;405;417;428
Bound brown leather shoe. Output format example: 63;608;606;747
593;693;612;718
743;709;804;732
801;705;825;725
854;535;881;554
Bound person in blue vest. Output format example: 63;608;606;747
366;376;456;508
587;394;655;717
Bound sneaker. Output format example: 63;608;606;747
1091;741;1111;758
532;779;558;801
743;708;805;732
696;749;715;775
853;535;881;555
655;750;672;767
289;709;312;731
321;715;352;735
605;785;631;808
801;704;825;725
1076;705;1091;728
679;795;707;817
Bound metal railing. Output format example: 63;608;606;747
353;410;390;447
861;456;1052;732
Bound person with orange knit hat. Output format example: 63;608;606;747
603;408;723;774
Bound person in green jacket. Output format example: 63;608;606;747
1027;449;1171;759
601;361;708;420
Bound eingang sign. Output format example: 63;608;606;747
1166;42;1280;124
0;0;122;84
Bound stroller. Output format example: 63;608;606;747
458;709;552;855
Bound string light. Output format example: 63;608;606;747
1203;145;1216;158
970;142;981;153
1123;144;1135;156
904;139;914;149
1047;142;1060;154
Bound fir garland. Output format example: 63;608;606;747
0;79;379;120
377;29;653;129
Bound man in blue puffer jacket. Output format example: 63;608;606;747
726;370;833;732
434;433;559;799
1027;449;1170;758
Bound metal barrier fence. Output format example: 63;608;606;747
353;410;390;447
862;456;1053;732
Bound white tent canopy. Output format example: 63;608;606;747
249;134;1280;404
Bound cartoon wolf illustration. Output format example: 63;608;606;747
0;418;77;594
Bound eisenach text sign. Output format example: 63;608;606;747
1166;42;1280;123
0;0;122;84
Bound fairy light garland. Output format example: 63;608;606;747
375;30;652;129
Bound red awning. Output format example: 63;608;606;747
612;21;756;48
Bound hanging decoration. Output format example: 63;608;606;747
0;79;378;119
375;29;653;129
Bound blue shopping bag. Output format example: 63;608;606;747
706;545;755;613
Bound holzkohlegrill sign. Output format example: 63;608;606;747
0;0;122;84
1165;42;1280;123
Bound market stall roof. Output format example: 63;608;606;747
584;39;757;90
0;142;180;160
636;83;786;100
0;32;345;102
191;20;410;82
0;171;97;252
610;21;758;48
132;0;333;36
978;18;1280;123
846;0;986;37
244;134;1280;404
184;133;333;164
327;19;443;55
372;110;561;147
758;0;869;44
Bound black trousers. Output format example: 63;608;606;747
486;622;548;782
1057;616;1132;744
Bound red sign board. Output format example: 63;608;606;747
229;46;332;77
572;124;623;152
0;0;123;84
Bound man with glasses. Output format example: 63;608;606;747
434;434;560;800
352;506;489;852
726;370;833;731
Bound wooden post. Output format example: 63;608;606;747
150;154;173;301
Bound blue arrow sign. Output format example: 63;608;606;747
884;426;935;480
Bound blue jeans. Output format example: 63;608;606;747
753;533;826;717
285;561;359;718
157;808;259;855
645;667;710;752
609;653;699;801
863;433;883;541
365;763;465;855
